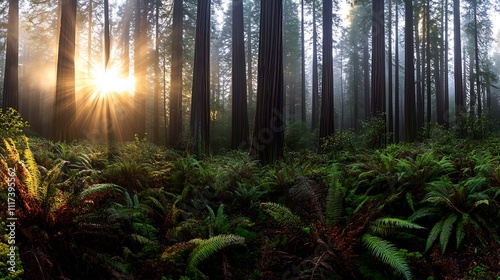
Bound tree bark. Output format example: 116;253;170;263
404;0;417;142
2;0;19;112
320;0;334;138
190;0;211;156
168;0;183;148
53;0;77;141
251;0;284;164
231;0;250;149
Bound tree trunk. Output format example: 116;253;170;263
404;0;417;142
53;0;77;141
168;0;183;148
394;0;400;141
190;0;211;156
134;0;147;137
473;0;481;117
388;0;393;138
153;0;161;144
371;0;385;118
363;34;370;119
251;0;284;164
311;0;319;131
231;0;250;149
320;0;334;138
300;0;306;123
453;0;464;130
2;0;19;112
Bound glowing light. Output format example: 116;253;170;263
92;67;135;96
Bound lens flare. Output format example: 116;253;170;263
92;67;135;96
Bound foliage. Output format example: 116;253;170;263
0;108;29;138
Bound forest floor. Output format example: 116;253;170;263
1;125;500;279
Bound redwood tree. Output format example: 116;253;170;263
168;0;183;148
190;0;211;156
371;0;385;117
319;0;334;138
231;0;249;149
404;0;417;142
251;0;284;164
53;0;77;141
2;0;19;112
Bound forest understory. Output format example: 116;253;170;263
1;114;500;280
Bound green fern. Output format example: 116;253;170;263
187;234;245;277
78;183;119;203
260;202;300;226
362;234;412;280
370;217;425;237
439;213;457;254
21;136;40;196
325;177;344;225
425;219;444;252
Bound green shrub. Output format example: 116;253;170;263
0;108;29;138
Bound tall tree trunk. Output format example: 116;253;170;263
388;0;393;138
246;2;254;121
473;0;481;117
231;0;249;149
251;0;284;164
469;49;475;118
2;0;19;112
444;0;450;128
311;0;319;131
353;42;360;131
363;34;370;119
371;0;385;118
394;0;400;141
168;0;183;148
300;0;306;123
425;0;431;125
453;0;464;130
153;0;161;144
415;4;424;130
404;0;417;142
134;0;146;137
87;0;93;77
190;0;211;156
320;0;334;138
53;0;77;141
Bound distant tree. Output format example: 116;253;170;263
311;0;319;131
404;0;417;142
300;0;306;123
134;0;147;138
2;0;19;112
371;0;385;118
453;0;465;129
53;0;77;141
319;0;334;138
231;0;249;149
190;0;211;156
394;0;400;141
251;0;284;164
153;0;161;144
168;0;183;148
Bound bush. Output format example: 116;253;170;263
285;121;311;151
0;108;29;138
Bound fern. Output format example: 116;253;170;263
370;217;425;237
455;214;468;249
78;183;119;203
22;136;40;196
325;177;343;225
439;213;457;254
260;202;300;226
425;219;444;252
187;234;245;276
362;234;412;280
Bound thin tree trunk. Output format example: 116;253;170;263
300;0;306;123
444;0;450;128
453;0;464;130
394;0;400;141
311;0;319;131
473;0;481;117
388;0;393;138
363;34;370;119
153;0;161;144
404;0;417;142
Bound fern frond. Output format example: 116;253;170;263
78;183;119;203
260;202;300;226
455;214;468;249
425;219;444;252
22;136;40;196
370;217;425;236
408;207;439;222
439;213;458;254
187;234;245;275
362;234;412;280
94;253;129;274
325;178;344;226
130;233;156;245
